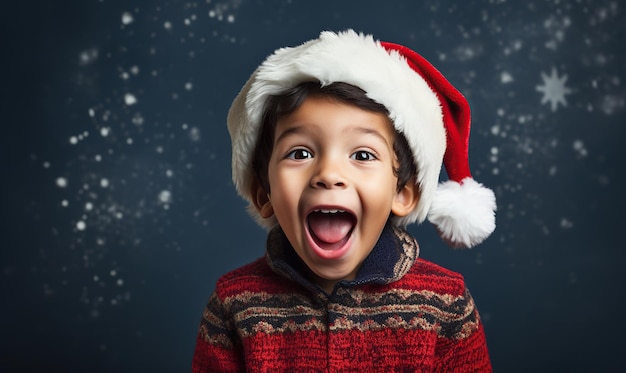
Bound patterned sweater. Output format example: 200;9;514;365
192;224;491;372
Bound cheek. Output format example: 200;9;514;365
268;168;301;208
359;168;397;189
269;165;292;191
357;174;398;209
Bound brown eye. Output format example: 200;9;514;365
287;149;313;160
351;150;376;161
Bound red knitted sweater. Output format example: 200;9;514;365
192;225;492;372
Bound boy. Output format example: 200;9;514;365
193;30;496;372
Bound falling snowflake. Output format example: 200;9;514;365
536;67;572;112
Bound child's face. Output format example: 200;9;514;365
255;95;418;292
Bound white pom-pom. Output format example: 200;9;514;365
427;177;496;248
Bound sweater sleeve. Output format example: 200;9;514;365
434;287;492;373
192;292;245;373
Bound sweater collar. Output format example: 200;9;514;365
265;223;419;295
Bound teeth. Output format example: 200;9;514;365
315;209;345;214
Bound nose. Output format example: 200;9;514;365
310;155;347;189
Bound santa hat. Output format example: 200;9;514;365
227;30;496;248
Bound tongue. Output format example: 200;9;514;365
308;212;354;244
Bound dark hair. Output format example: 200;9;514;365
252;81;417;193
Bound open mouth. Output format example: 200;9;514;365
306;209;356;257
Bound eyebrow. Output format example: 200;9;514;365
348;126;389;145
274;125;305;145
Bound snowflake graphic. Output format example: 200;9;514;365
536;67;572;112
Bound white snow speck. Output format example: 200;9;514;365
85;202;93;211
100;127;110;137
121;11;134;25
189;127;201;141
600;94;625;115
549;166;557;176
88;108;95;117
560;218;573;229
69;136;78;145
124;93;137;106
184;82;193;91
500;72;514;84
100;178;109;188
158;190;172;210
490;147;499;163
76;221;87;231
572;140;588;157
61;200;69;207
56;177;68;188
158;190;172;204
78;48;99;66
132;113;144;125
164;21;172;30
490;125;500;136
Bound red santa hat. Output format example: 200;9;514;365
227;30;496;248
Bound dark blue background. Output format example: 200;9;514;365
3;1;625;371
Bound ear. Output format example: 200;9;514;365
391;180;420;217
251;178;274;218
